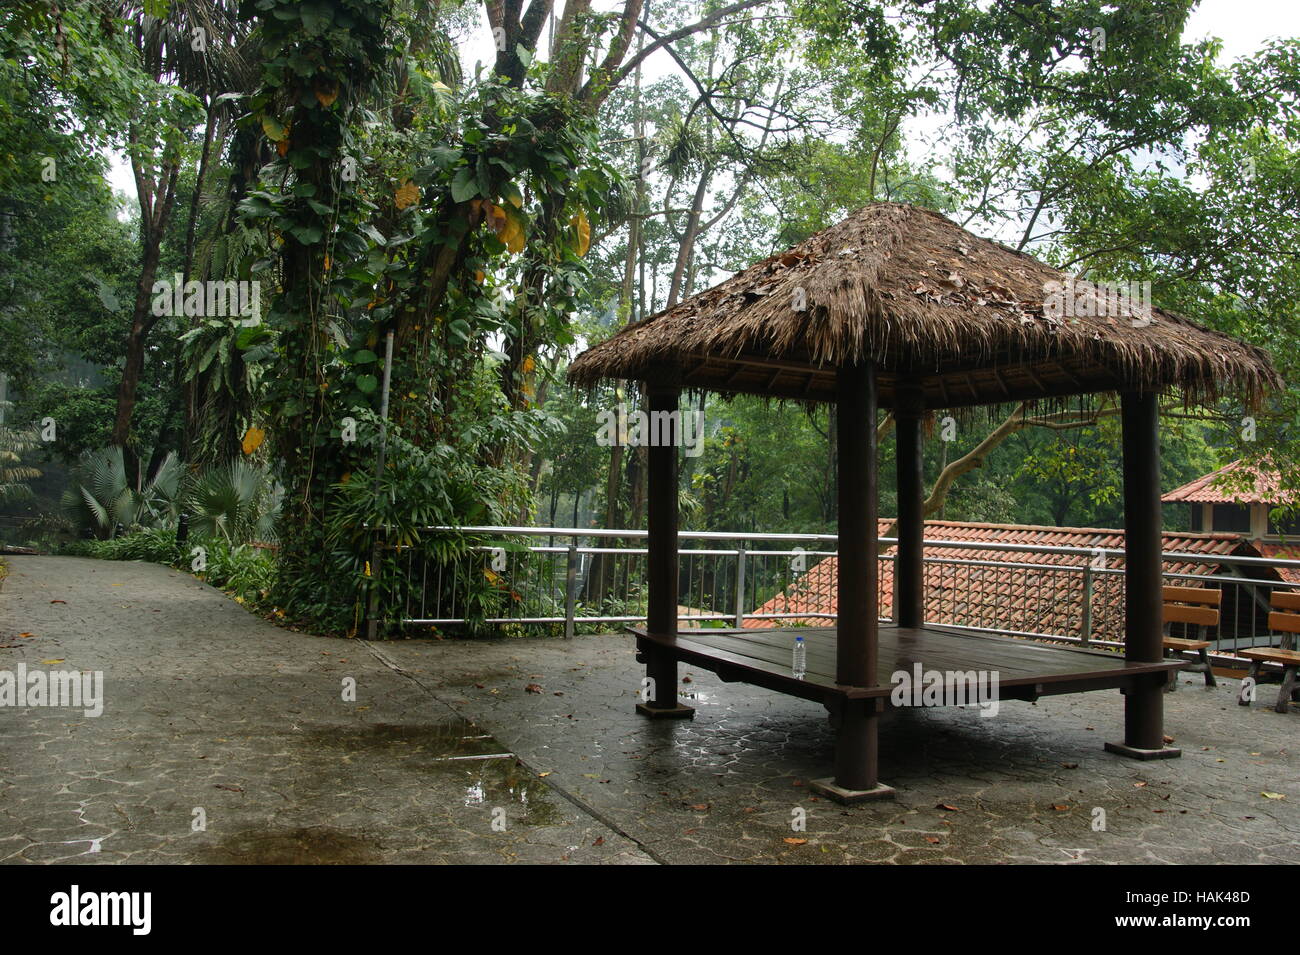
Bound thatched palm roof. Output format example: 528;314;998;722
569;202;1280;408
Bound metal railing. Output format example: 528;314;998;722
393;525;1300;667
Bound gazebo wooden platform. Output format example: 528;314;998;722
569;202;1280;803
631;625;1184;704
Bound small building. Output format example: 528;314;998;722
1164;460;1300;583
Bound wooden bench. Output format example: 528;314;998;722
1237;591;1300;712
1162;585;1220;690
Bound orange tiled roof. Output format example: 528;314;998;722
1162;460;1287;504
1256;542;1300;584
744;519;1273;641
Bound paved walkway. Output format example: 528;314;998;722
1;556;1296;864
0;557;649;864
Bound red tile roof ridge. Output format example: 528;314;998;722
883;517;1246;544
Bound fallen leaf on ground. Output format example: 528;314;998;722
50;599;66;604
1262;792;1286;800
592;837;604;847
783;837;807;846
524;683;543;693
38;659;64;665
214;784;244;793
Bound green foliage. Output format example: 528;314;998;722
66;526;180;563
63;446;183;538
66;528;276;609
0;405;42;505
62;447;281;547
198;538;277;606
186;458;282;543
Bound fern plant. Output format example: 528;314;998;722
0;405;41;505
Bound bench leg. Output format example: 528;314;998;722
1276;666;1298;715
1239;661;1261;706
1199;648;1216;687
1163;649;1177;693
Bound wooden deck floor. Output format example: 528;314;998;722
632;624;1183;705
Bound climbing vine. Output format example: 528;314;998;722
236;0;619;631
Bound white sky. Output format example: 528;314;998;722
107;0;1300;209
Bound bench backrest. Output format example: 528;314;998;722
1269;590;1300;634
1162;585;1221;627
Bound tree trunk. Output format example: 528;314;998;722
110;227;168;451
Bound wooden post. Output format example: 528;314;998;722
895;383;925;629
811;362;894;801
835;363;878;687
637;381;694;719
1106;391;1180;760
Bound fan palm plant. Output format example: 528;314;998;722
185;458;280;544
63;446;182;538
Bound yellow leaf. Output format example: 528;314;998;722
484;202;508;235
394;180;420;210
39;659;65;665
241;426;266;456
314;81;339;108
1262;792;1287;799
570;208;590;256
500;203;526;254
323;255;331;271
522;355;535;374
261;115;285;141
364;561;371;577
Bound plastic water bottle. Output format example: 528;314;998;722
792;635;806;679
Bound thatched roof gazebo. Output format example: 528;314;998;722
569;201;1280;802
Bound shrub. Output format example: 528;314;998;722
63;527;276;611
